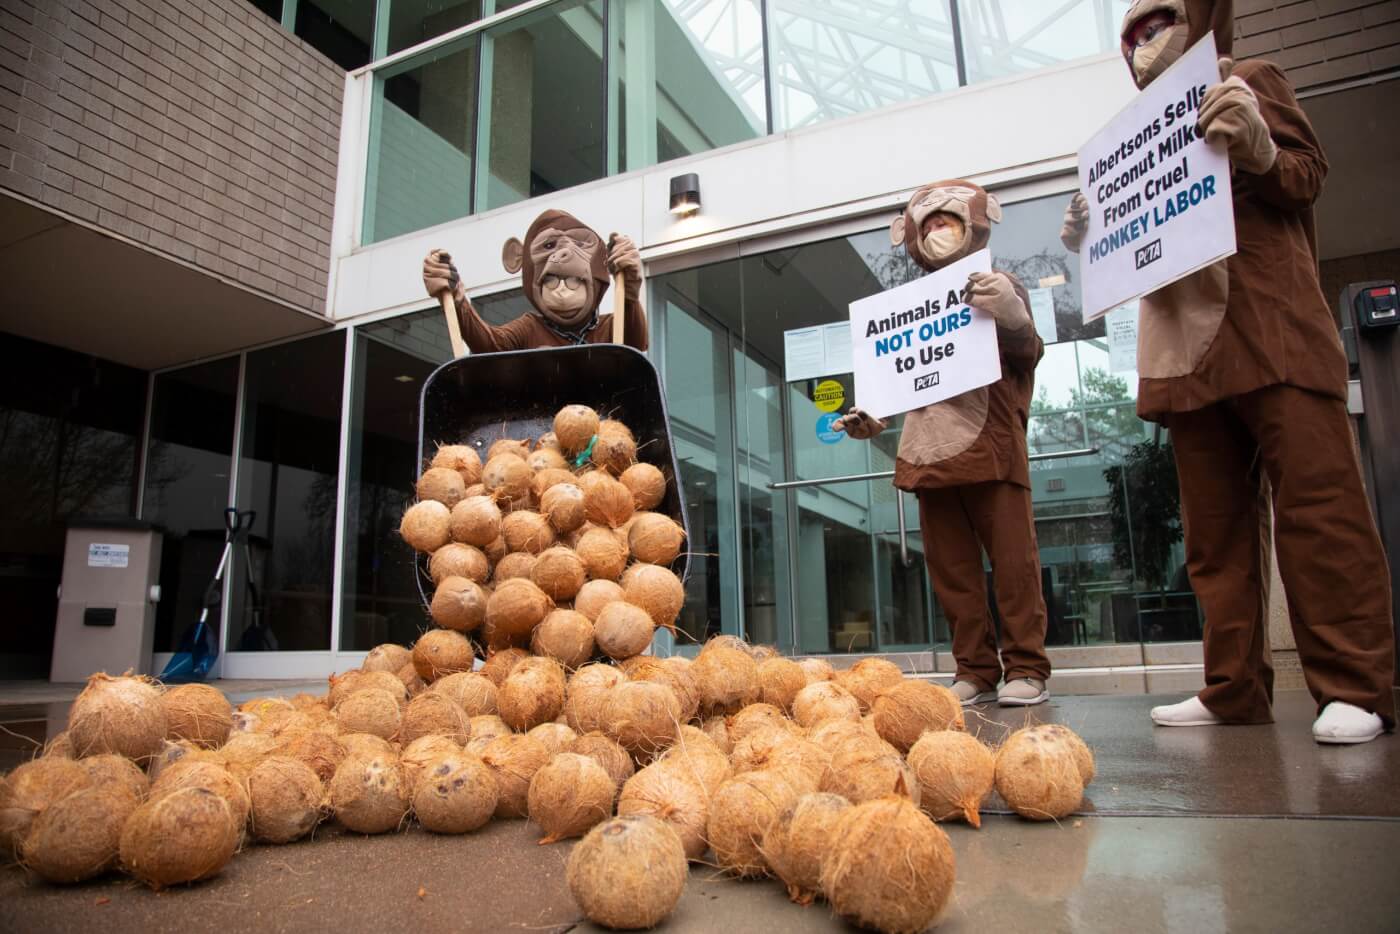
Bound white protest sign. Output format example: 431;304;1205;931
848;249;1000;421
1078;35;1235;323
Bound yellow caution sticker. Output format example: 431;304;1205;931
813;378;845;413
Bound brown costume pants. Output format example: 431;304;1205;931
1168;385;1396;727
917;481;1051;692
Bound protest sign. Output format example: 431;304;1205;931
847;249;1000;420
1077;35;1236;323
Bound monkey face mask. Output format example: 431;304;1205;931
1121;1;1233;89
502;209;611;329
890;181;1001;273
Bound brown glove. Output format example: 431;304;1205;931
966;271;1030;330
832;406;887;440
607;233;642;301
423;249;466;306
1198;76;1277;175
1060;192;1089;254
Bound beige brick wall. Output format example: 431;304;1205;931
1236;0;1400;89
0;0;343;314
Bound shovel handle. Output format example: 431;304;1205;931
441;291;468;359
612;272;625;345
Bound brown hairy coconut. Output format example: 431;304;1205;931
247;756;323;844
430;671;498;716
536;430;562;453
335;687;403;741
618;762;709;859
994;727;1085;821
339;669;410;709
527;722;579;759
329;753;410;834
702;634;750;655
871;680;965;753
627;512;686;566
119;788;240;889
328;669;367;707
708;770;804;878
553;404;600;457
77;753;148;803
429;543;489;586
150;759;251;832
762;792;852;905
756;657;807;714
147;740;220;783
564;663;627;733
583;473;634;528
629;659;700;723
621;564;685;633
488;438;531;462
1031;723;1096;785
485;578;553;646
465;482;487;499
463;716;509;756
498;657;567;731
21;784;139;883
400;500;452;553
749;644;780;662
823;739;920;807
806;718;879;757
590;420;637;476
574;528;628;582
569;732;636;789
574;579;626;621
483;452;533;507
908;730;996;828
531;546;587;601
449;495;503;548
594;602;655;660
700;716;734;755
798;657;836;683
401;735;464;790
540;482;587;534
362;643;413;674
398;692;470;746
727;703;795;746
397;662;427;697
692;644;760;716
338;732;394;761
528;752;617;844
532;466;577;502
527;447;569;473
483;535;508;564
42;731;75;759
161;683;233;750
792;681;862;728
218;732;281;784
531;609;595;670
480;734;551;818
412;628;477;682
416;466;467;508
732;732;828;794
821;796;956;934
601;681;682;759
413;751;498;833
619;462;666;511
657;733;732;798
239;695;296;716
481;646;530;687
837;658;905;712
567;816;687;930
281;730;346;784
492;551;537;583
66;672;167;763
430;576;489;633
431;443;483;485
0;758;90;856
501;509;556;554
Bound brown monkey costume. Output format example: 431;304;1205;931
838;180;1051;705
422;208;648;352
1066;0;1394;740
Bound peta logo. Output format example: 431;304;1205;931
913;371;941;391
1135;239;1162;270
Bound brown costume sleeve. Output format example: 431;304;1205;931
1236;62;1327;213
998;273;1044;374
455;296;533;354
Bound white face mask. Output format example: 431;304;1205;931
1130;21;1189;86
922;217;966;261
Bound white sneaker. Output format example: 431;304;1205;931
1150;695;1222;727
1312;701;1384;745
950;680;997;707
997;678;1049;707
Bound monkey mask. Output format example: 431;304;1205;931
1120;0;1234;89
502;209;611;330
889;180;1002;273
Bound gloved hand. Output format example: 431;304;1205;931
966;271;1030;329
1198;75;1277;174
423;249;466;306
607;233;643;301
832;406;887;440
1059;192;1089;254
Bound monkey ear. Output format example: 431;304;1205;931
889;215;906;247
985;195;1003;224
501;238;524;275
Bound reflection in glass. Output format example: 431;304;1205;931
960;0;1133;86
295;0;376;70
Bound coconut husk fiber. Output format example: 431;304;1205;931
617;761;709;860
412;751;498;834
449;495;502;548
501;509;556;554
531;546;587;601
620;563;684;632
600;680;682;759
566;816;687;931
149;759;251;833
836;658;905;712
791;681;862;728
334;687;403;741
527;752;617;844
707;770;804;878
530;609;596;670
485;578;554;646
398;691;470;746
400;501;452;553
761;792;852;905
822;739;920;807
329;753;410;834
0;758;92;857
412;629;478;682
568;732;636;789
464;715;511;756
994;726;1085;821
564;663;626;733
21;784;140;884
553;404;600;457
429;543;490;585
431;443;482;486
691;644;760;717
416;466;467;508
907;730;995;827
429;671;499;716
479;734;551;819
757;657;807;714
119;787;241;889
76;753;148;803
482;452;533;507
361;643;413;674
401;735;464;791
161;683;233;750
480;647;530;687
247;756;323;844
619;462;666;511
498;657;567;731
870;679;964;753
66;672;167;763
430;576;489;633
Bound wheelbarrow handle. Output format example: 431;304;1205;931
612;272;625;345
441;290;468;359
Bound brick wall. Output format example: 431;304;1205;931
1237;0;1400;89
0;0;343;314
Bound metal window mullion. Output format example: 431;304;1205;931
135;370;154;520
473;31;495;213
759;0;775;133
329;328;356;654
222;351;250;665
372;0;391;60
281;0;298;32
948;0;968;87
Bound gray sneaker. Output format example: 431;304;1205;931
950;680;997;707
997;678;1049;707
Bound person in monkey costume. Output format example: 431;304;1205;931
835;180;1051;707
421;209;647;352
1062;0;1395;743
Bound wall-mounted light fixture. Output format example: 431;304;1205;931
669;173;701;217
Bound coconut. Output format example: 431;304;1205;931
583;473;635;529
594;602;655;661
328;669;367;707
657;733;732;798
501;509;555;554
150;759;251;832
568;583;619;624
797;657;836;683
66;672;166;763
762;792;852;905
569;732;636;789
430;671;498;716
41;731;75;759
329;753;410;834
398;692;470;746
485;578;553;647
161;683;233;750
540;482;586;535
756;657;807;714
520;449;564;476
701;634;750;656
620;564;685;633
483;453;532;507
700;716;734;755
907;731;996;828
480;734;551;818
398;662;427;697
239;695;295;716
727;703;795;746
457;716;503;755
617;762;708;860
627;512;686;567
432;444;483;485
806;718;879;757
76;753;148;803
572;530;625;583
531;609;595;670
536;430;563;453
218;731;280;783
532;467;577;503
20;784;140;883
553;404;600;457
281;730;346;784
429;543;489;586
590;421;637;476
527;723;579;759
416;466;467;508
400;500;452;553
246;756;323;845
619;462;666;511
498;657;567;731
119;787;240;889
629;660;700;724
791;681;862;728
994;727;1085;821
837;658;905;712
413;751;498;833
362;643;413;674
708;770;804;878
564;663;627;733
567;815;686;929
487;554;532;586
871;680;965;753
823;739;920;806
531;546;587;601
481;647;530;687
601;681;682;759
430;576;489;633
527;752;616;844
465;482;487;499
400;734;464;790
338;669;410;709
0;758;90;856
335;731;391;760
821;797;956;934
488;438;531;462
332;687;401;740
1030;723;1096;785
692;644;760;717
481;535;507;564
412;629;477;682
749;644;779;662
449;495;503;549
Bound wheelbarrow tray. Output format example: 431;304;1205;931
415;343;690;609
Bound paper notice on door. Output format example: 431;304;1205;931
784;322;855;382
1107;304;1139;372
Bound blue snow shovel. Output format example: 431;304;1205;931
161;508;258;683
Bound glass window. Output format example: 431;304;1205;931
296;0;377;69
230;333;346;652
960;0;1132;85
385;0;531;56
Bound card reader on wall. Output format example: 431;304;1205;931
1356;281;1398;331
